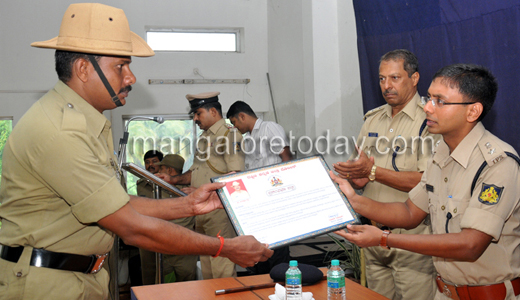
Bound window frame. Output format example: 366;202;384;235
121;115;199;195
145;27;243;53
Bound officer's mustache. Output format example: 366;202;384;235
119;85;132;94
383;90;397;96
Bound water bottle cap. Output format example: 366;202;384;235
289;260;298;267
331;259;340;266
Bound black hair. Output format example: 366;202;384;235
226;101;257;119
432;64;498;121
55;50;100;83
380;49;418;77
143;150;164;161
199;101;223;117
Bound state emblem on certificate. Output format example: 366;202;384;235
269;175;283;187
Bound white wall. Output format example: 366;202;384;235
267;0;363;165
0;0;363;167
0;0;269;138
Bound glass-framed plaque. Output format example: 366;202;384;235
211;155;359;249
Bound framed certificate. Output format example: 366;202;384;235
211;155;360;249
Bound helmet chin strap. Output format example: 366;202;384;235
87;55;123;107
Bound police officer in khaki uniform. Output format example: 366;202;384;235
334;49;439;300
158;92;245;279
0;4;272;300
136;150;164;196
334;64;520;300
137;153;197;284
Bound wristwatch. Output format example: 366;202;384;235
380;230;391;249
368;165;377;182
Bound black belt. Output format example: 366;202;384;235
0;246;108;274
371;220;394;231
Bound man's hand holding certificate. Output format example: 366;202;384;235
211;155;359;249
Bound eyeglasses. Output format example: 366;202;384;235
420;96;476;108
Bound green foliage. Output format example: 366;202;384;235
326;234;362;280
0;120;13;184
0;120;13;228
124;120;197;195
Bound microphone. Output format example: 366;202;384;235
117;116;164;170
124;116;164;131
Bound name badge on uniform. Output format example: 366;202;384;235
368;132;378;137
426;184;434;192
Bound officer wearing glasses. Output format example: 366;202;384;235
334;49;439;300
334;64;520;300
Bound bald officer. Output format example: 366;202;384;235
138;154;197;284
334;64;520;300
0;4;271;300
158;92;245;279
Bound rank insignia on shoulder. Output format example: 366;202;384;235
234;142;241;152
478;183;504;205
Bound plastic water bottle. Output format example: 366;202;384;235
285;260;302;300
327;259;346;300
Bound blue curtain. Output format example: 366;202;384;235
353;0;520;151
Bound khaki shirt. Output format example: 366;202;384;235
0;81;129;298
410;122;520;285
0;81;129;254
136;180;194;228
136;178;185;199
190;119;245;187
357;93;439;234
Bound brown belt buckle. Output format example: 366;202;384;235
436;275;460;300
89;253;108;274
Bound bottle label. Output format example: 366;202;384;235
327;277;345;288
286;274;301;285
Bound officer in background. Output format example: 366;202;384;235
136;150;163;197
158;92;245;279
226;100;292;275
138;153;197;284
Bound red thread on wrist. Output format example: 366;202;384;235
212;230;225;258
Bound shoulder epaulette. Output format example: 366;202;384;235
477;135;508;167
363;105;385;121
417;98;426;109
470;134;520;196
61;103;87;133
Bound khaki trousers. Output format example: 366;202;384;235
195;209;237;279
364;226;436;300
139;216;197;284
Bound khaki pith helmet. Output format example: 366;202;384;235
31;3;154;57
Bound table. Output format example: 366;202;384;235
131;268;389;300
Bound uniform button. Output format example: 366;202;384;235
16;272;22;277
453;208;457;213
67;103;74;108
441;205;445;210
444;177;448;183
389;128;394;133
